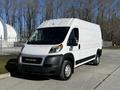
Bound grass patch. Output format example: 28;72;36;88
0;55;17;74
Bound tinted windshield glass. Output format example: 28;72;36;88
27;27;69;45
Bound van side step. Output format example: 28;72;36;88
76;55;96;65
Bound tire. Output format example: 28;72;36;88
92;54;100;65
59;60;72;80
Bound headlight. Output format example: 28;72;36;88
49;44;63;53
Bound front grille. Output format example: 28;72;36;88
22;57;42;64
21;65;42;73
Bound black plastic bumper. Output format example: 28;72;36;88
18;55;64;76
5;59;18;73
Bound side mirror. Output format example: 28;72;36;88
67;38;78;46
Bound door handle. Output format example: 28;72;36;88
78;44;80;49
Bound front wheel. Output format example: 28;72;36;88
59;60;72;80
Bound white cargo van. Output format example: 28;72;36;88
18;18;102;80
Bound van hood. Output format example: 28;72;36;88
21;45;53;56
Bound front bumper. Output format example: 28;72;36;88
18;55;64;76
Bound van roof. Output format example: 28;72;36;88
38;18;100;29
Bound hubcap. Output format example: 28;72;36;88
65;64;71;77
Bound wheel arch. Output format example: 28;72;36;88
97;49;102;57
63;53;75;73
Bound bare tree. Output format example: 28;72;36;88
11;0;17;27
45;0;54;20
0;0;119;44
24;0;40;38
4;0;11;24
0;0;3;17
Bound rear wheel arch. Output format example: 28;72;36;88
97;49;102;57
91;49;102;65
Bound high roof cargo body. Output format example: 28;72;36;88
8;18;103;80
38;18;100;30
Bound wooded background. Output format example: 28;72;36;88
0;0;120;46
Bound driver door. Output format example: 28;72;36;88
67;28;80;62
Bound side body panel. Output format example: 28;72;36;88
71;19;102;67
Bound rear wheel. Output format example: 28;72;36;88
59;60;72;80
92;54;100;65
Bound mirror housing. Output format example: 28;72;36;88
67;38;78;46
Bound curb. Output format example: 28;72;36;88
0;73;10;79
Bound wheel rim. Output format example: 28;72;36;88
65;64;71;77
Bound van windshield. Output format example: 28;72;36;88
27;27;69;45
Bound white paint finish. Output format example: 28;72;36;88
22;45;53;56
38;18;74;28
21;18;102;71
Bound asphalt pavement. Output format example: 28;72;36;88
0;49;120;90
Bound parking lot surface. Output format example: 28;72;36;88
0;49;120;90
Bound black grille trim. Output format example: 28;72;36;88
22;57;42;64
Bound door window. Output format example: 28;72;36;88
67;28;79;46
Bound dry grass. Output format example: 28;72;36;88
0;55;17;74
